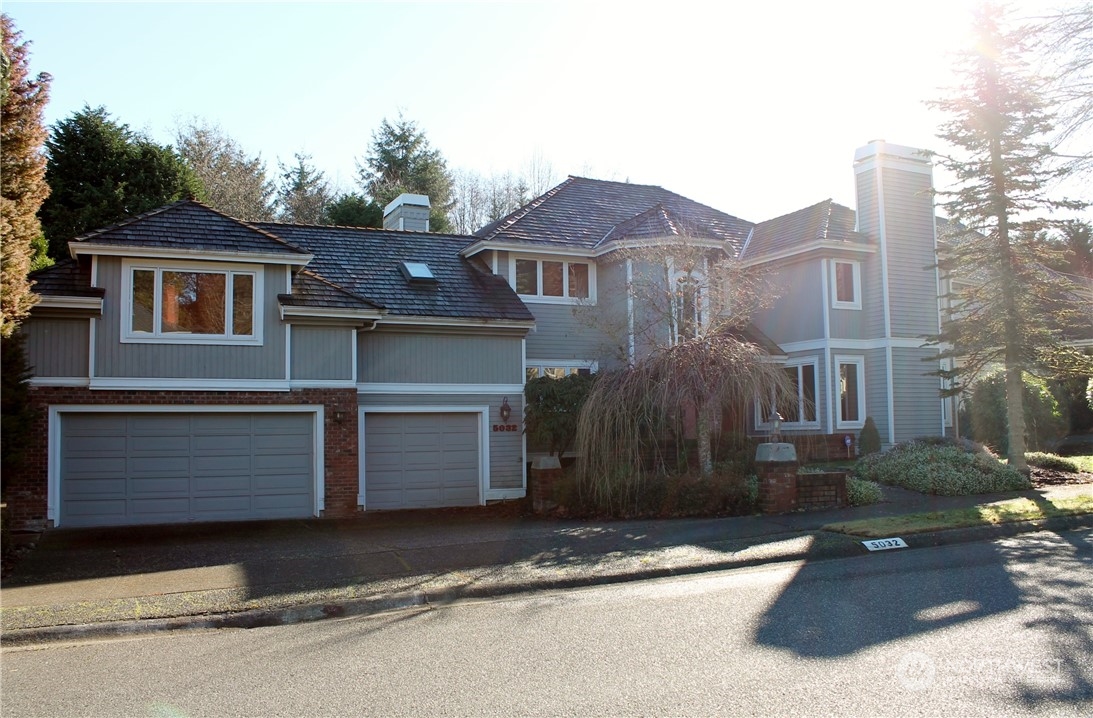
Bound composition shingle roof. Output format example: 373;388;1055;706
254;223;533;322
69;200;309;258
744;199;869;260
475;176;754;254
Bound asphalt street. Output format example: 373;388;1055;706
3;528;1090;717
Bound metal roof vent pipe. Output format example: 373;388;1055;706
383;193;431;232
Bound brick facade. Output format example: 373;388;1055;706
9;386;360;531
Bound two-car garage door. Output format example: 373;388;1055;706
60;412;315;527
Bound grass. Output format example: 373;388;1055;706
822;495;1093;538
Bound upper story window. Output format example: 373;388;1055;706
831;260;862;310
672;275;704;344
511;256;594;304
122;259;263;345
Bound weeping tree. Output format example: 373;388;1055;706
572;232;795;512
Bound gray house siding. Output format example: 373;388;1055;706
359;329;523;384
878;167;939;339
359;393;524;491
863;348;890;445
24;317;90;378
93;258;287;379
291;325;354;381
891;347;944;443
752;259;824;345
525;303;612;365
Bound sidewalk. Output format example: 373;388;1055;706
2;483;1090;646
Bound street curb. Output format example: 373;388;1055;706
3;515;1089;648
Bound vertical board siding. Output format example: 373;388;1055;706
880;167;940;338
291;326;354;381
359;331;523;384
359;393;524;490
892;347;944;442
753;260;824;344
24;318;89;377
94;258;287;379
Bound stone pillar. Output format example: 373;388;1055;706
530;456;562;514
755;443;799;514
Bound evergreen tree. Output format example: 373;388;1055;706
357;113;453;232
175;119;274;221
40;105;203;258
928;3;1092;471
323;192;382;228
0;14;51;337
276;152;333;224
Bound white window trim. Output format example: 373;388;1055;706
834;354;866;429
508;254;597;305
525;360;598;382
831;260;862;311
755;357;820;430
121;258;264;346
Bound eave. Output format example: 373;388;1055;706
71;243;314;267
741;240;876;267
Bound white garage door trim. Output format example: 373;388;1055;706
47;404;325;527
358;406;489;510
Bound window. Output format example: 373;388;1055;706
756;358;819;428
831;260;861;310
835;355;865;428
123;260;261;344
526;361;596;382
511;256;593;302
672;275;704;344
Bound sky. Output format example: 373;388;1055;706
3;0;1069;224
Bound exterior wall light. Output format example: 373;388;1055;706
499;397;512;422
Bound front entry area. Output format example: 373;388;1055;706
362;411;482;510
57;411;316;527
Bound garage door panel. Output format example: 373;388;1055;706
364;412;480;510
60;412;314;527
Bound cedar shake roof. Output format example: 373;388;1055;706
254;223;533;322
744;199;869;260
475;176;753;254
69;200;309;258
28;258;104;297
278;269;384;311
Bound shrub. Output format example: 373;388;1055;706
846;477;883;506
858;416;882;455
854;440;1030;496
1025;452;1081;473
964;372;1067;454
524;373;594;457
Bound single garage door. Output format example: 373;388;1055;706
364;412;480;510
60;412;315;527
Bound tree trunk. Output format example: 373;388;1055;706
1005;365;1028;472
696;400;714;477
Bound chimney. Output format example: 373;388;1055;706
852;140;943;447
383;193;431;232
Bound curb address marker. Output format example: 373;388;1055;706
862;537;908;551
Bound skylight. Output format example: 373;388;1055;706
400;261;437;283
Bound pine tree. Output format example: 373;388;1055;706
40;105;203;258
928;3;1092;471
1;14;51;337
276;152;333;224
357;113;453;232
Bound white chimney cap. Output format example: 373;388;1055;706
383;193;431;216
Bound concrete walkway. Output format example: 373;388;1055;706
2;483;1090;646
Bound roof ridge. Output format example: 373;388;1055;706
70;199;193;243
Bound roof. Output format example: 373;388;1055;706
278;270;384;311
69;200;309;259
28;258;104;298
474;176;754;254
254;223;534;322
744;199;869;260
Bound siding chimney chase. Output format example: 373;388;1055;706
383;193;431;232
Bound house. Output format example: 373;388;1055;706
12;196;534;529
464;140;950;454
10;140;948;530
